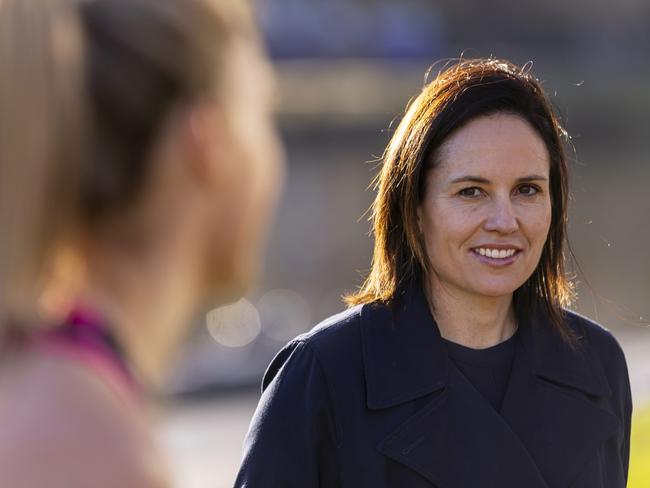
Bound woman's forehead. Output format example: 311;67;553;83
434;113;550;180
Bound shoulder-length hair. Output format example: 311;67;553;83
346;58;577;345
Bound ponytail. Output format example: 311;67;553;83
0;0;87;328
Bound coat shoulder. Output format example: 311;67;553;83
294;305;363;347
563;309;631;407
563;309;627;367
260;304;365;391
295;304;364;352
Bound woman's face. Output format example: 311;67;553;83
418;113;552;301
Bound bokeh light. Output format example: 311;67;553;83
206;299;261;348
258;288;312;342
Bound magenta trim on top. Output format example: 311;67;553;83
36;305;139;404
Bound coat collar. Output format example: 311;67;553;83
360;283;610;410
361;284;620;488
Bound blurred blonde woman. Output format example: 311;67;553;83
0;0;283;486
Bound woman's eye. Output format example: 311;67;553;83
517;184;540;196
458;187;483;198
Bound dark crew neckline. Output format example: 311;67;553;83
441;329;518;367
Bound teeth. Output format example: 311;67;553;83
475;248;517;259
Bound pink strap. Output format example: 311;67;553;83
34;307;139;406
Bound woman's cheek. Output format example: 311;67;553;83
526;224;552;262
520;201;551;233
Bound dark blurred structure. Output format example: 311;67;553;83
166;0;650;398
258;0;443;58
258;0;649;63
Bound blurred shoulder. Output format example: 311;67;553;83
0;354;168;488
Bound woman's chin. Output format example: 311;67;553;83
469;281;522;299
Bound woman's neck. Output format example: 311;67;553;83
72;219;206;391
426;278;517;349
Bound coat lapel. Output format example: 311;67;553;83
362;285;620;488
378;362;549;488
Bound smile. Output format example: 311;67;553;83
470;246;522;267
474;247;518;259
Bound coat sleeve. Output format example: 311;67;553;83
604;330;633;486
620;350;632;486
234;340;340;487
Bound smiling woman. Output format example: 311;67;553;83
235;59;632;488
417;113;554;347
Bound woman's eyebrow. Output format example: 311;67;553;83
449;175;491;184
449;174;548;184
516;174;548;183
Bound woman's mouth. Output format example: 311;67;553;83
471;247;521;266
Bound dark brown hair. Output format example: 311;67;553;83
346;58;576;344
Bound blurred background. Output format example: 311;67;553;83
156;1;650;486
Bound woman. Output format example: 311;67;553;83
235;59;632;487
0;0;282;486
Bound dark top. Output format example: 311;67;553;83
442;330;517;411
235;285;632;488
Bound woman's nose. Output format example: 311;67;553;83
483;197;519;234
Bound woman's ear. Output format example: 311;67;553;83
182;101;232;191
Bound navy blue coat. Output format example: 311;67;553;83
235;286;632;487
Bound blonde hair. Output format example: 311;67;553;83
0;0;86;327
